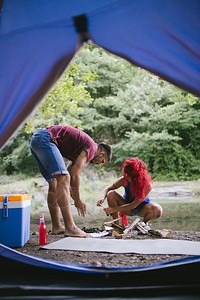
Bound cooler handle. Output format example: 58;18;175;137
3;195;9;218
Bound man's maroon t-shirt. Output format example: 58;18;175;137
47;126;97;163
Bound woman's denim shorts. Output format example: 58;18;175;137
129;196;151;216
30;128;69;182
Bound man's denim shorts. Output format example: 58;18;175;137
30;128;69;182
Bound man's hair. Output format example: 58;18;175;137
98;142;112;161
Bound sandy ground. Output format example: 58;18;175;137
15;229;200;268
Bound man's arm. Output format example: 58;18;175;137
67;150;88;217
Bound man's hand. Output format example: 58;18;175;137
75;200;87;217
96;198;105;207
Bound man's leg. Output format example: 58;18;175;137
54;174;89;237
48;180;65;234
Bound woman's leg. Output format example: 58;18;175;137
107;190;129;224
139;202;163;224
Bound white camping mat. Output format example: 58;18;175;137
43;237;200;255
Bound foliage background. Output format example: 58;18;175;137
0;45;200;181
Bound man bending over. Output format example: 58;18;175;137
30;125;112;237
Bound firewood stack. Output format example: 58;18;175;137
102;218;172;239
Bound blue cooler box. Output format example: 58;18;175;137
0;194;31;247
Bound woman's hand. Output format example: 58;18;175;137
96;198;105;206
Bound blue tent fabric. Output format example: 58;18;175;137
0;0;200;149
1;242;200;274
89;0;200;93
0;243;200;297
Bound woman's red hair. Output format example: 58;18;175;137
122;157;152;201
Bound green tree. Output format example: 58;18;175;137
74;46;200;180
25;62;97;133
111;84;200;179
0;127;37;175
1;45;199;180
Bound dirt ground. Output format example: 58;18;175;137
15;228;200;268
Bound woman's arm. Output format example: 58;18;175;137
96;176;124;206
104;183;152;214
104;198;141;214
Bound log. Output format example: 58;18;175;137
135;223;148;235
103;218;120;225
123;218;140;235
157;229;172;238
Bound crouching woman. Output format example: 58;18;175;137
97;157;162;226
